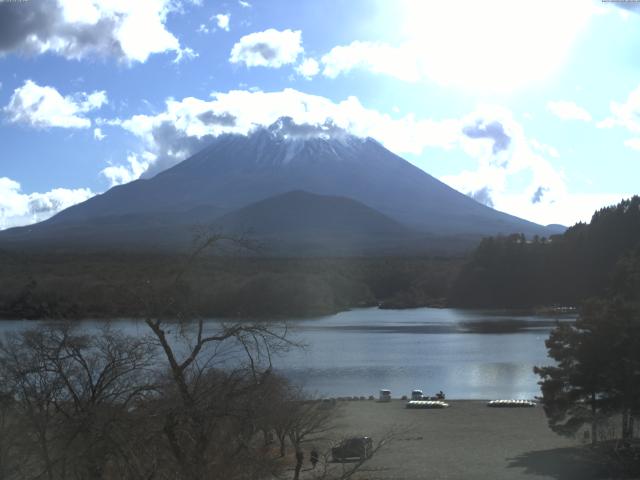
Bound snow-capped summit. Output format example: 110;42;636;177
265;116;350;141
238;117;367;165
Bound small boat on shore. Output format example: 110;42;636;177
487;399;536;408
406;400;449;409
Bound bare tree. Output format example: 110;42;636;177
287;398;338;480
0;389;20;480
0;323;157;480
140;232;295;480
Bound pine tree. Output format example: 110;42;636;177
535;298;640;443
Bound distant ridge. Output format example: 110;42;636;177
214;190;409;236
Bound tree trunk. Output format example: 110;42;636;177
279;438;286;457
622;407;633;441
591;392;597;446
293;458;302;480
35;424;55;480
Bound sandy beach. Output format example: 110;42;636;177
298;399;612;480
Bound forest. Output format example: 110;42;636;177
450;196;640;308
1;196;639;320
0;251;462;320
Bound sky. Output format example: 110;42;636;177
1;0;640;230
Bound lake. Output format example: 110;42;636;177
0;307;574;400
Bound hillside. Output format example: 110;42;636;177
0;118;559;255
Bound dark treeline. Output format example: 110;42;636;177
0;252;462;320
450;196;640;308
2;196;639;318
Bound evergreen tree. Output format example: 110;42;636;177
535;298;640;443
451;196;640;308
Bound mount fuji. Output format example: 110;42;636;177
0;117;560;254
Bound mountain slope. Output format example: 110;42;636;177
0;117;559;253
0;191;430;255
214;190;409;236
0;205;226;251
48;118;553;236
211;190;428;255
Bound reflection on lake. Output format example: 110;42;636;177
0;307;574;399
278;307;574;399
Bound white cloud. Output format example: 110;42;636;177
441;105;571;225
0;177;94;230
229;29;303;68
81;90;108;111
547;101;592;121
623;138;640;151
4;80;107;128
173;46;198;63
295;57;320;80
215;13;230;31
111;88;461;179
321;41;420;82
316;0;595;92
238;0;251;7
101;152;155;186
0;0;193;64
599;83;640;133
93;127;106;140
530;139;559;158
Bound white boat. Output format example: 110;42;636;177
487;399;536;408
406;400;449;409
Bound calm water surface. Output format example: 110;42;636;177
0;307;574;400
279;308;574;399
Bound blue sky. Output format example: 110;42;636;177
1;0;639;229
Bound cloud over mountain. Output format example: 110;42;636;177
101;89;581;225
468;186;494;208
462;120;511;154
443;105;571;224
108;88;461;182
531;186;548;204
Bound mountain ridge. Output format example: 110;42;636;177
0;118;562;254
